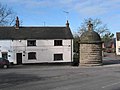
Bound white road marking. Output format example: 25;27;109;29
102;81;120;88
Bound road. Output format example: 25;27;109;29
0;53;120;90
0;64;120;90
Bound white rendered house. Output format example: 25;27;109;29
0;17;73;64
116;32;120;55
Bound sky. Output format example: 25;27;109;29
0;0;120;36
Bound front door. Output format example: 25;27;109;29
16;53;22;65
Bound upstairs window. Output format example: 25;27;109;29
28;52;36;60
54;54;63;61
27;40;36;46
54;40;62;46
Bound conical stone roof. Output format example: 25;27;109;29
80;21;102;44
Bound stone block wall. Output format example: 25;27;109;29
80;43;102;66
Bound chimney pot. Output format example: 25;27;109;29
16;16;19;29
66;20;69;28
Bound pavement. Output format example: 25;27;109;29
0;52;120;90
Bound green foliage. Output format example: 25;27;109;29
102;33;114;42
73;34;79;53
72;53;79;66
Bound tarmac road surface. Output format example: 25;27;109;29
0;64;120;90
0;52;120;90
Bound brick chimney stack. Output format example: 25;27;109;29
66;20;69;28
15;16;19;29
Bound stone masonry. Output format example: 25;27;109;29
80;44;102;66
79;21;102;66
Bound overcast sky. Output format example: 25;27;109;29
1;0;120;36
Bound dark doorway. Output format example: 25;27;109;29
16;53;22;65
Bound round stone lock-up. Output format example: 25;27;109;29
79;21;103;66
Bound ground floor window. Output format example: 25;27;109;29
54;54;63;61
28;52;36;60
118;48;120;52
2;52;8;59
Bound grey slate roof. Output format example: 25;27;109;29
0;26;73;40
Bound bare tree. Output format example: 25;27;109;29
78;18;109;37
0;3;15;26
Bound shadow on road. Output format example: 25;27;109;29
0;73;45;89
103;60;120;65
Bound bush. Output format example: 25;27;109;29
72;53;79;66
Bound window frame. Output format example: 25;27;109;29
2;52;8;59
54;40;63;46
27;40;36;46
54;54;63;61
118;48;120;52
28;52;36;60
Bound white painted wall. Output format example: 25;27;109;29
116;40;120;55
0;40;14;62
12;39;73;63
0;39;73;64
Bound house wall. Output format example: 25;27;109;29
0;40;14;62
12;39;73;64
116;40;120;55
